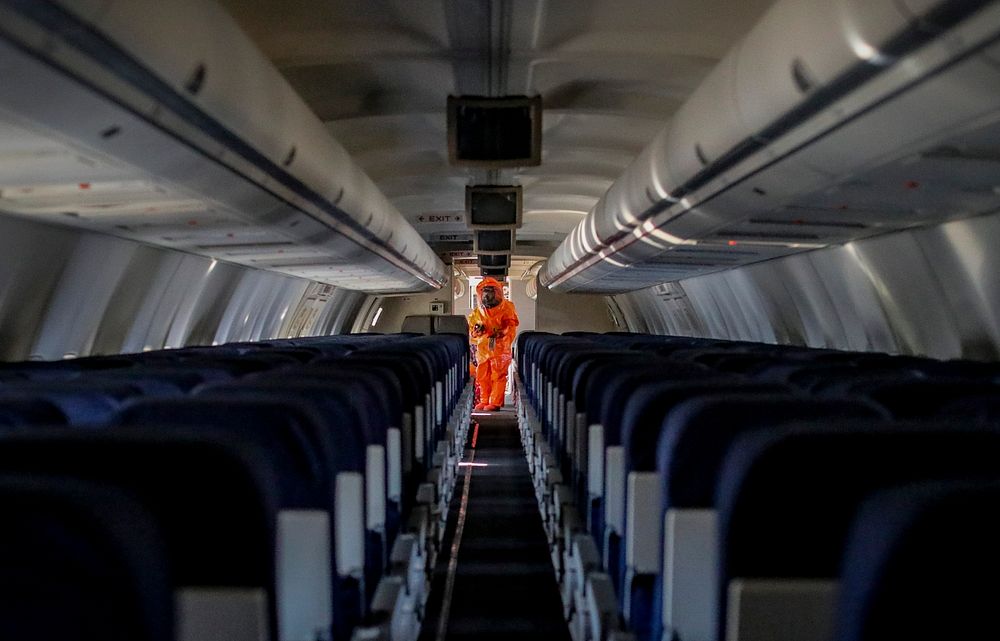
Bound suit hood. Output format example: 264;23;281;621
476;277;506;302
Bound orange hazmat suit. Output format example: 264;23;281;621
468;277;519;410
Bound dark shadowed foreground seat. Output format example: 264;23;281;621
717;422;1000;641
836;480;1000;641
0;475;173;641
0;429;281;641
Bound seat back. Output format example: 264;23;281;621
0;475;173;641
0;430;280;641
717;422;1000;641
836;480;1000;641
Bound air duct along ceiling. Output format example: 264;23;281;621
541;0;1000;293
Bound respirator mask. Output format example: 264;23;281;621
481;286;500;309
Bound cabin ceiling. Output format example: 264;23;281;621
217;0;777;265
6;1;992;294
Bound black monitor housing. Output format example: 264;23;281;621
448;95;542;168
474;229;514;255
478;254;511;268
466;185;523;229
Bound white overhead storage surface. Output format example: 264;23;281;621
0;0;447;293
541;0;1000;293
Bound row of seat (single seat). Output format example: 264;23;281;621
0;332;473;641
515;331;1000;641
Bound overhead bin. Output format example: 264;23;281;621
0;0;447;293
541;0;1000;293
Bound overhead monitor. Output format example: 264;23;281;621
478;254;511;268
448;95;542;167
481;266;508;277
466;185;522;229
474;229;514;255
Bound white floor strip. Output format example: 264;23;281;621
435;423;479;641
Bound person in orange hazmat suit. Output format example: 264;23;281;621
468;277;519;411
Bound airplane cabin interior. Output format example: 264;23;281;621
0;1;999;640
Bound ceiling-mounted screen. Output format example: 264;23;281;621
478;254;511;268
466;185;522;229
448;96;542;167
474;229;514;255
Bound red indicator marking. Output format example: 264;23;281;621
727;240;738;246
187;220;198;226
904;180;920;190
471;422;480;448
78;183;91;190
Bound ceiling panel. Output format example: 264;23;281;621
217;0;777;272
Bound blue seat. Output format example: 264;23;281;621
548;348;633;467
0;397;67;428
716;422;1000;641
339;353;428;510
297;363;405;433
0;357;137;382
594;378;768;565
534;338;587;411
143;351;298;376
189;381;386;615
785;365;923;394
130;362;239;385
836;480;1000;641
657;398;885;511
611;385;799;636
116;396;367;640
0;381;144;426
514;332;555;399
97;365;235;390
648;396;885;641
938;393;1000;421
348;347;441;474
908;358;1000;380
698;352;805;375
659;346;754;367
565;353;653;502
427;335;468;426
249;367;399;451
284;340;356;357
0;475;173;641
515;331;551;385
115;398;330;507
577;361;721;527
217;344;321;363
590;364;721;439
522;335;577;413
403;337;458;421
255;366;405;546
835;378;1000;418
82;373;187;396
749;361;893;386
0;429;282;641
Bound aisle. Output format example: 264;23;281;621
421;410;571;641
